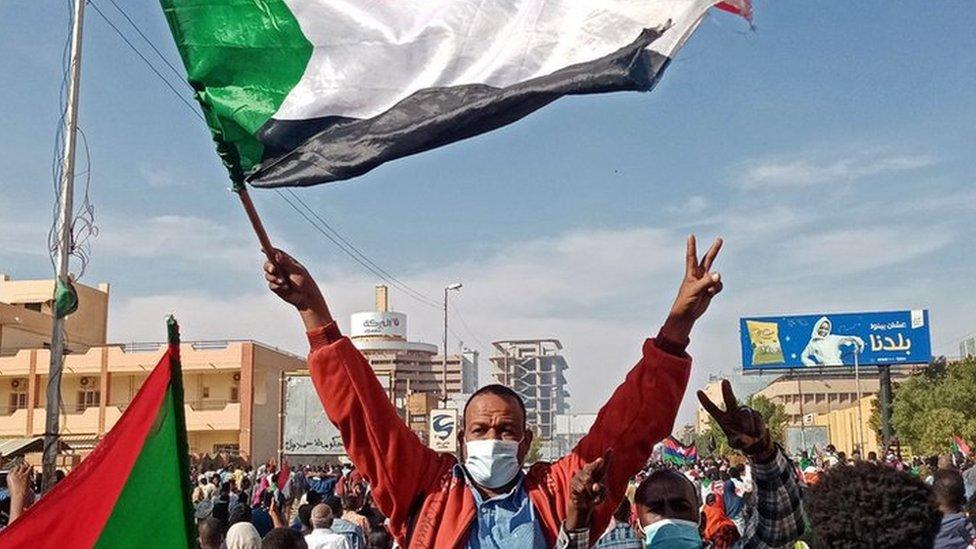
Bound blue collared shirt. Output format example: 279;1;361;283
459;465;548;549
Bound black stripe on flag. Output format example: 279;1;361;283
248;27;669;188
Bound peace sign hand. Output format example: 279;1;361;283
566;449;613;531
697;380;774;460
661;235;724;343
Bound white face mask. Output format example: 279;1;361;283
464;439;522;489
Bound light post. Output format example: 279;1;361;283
443;283;462;405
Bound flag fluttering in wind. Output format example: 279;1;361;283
952;435;972;456
0;319;195;548
662;436;699;466
161;0;750;188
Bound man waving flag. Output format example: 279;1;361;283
161;0;750;188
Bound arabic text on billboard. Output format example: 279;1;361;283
740;310;931;371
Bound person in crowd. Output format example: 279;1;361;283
933;468;976;548
263;527;309;549
193;476;210;504
326;495;366;549
557;380;805;548
340;492;370;535
252;490;276;538
867;451;879;464
304;503;351;549
227;521;263;549
595;498;641;548
701;492;739;548
806;461;941;548
264;235;723;547
722;465;746;534
294;503;314;535
229;501;253;527
366;530;393;549
198;516;226;549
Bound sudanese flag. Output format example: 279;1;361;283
0;319;196;548
160;0;751;188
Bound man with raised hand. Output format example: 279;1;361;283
264;235;723;548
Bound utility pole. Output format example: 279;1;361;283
442;283;462;405
43;0;86;493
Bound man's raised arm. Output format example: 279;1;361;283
554;236;724;535
264;250;448;537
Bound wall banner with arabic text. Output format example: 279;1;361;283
740;310;931;371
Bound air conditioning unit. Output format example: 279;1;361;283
80;376;96;387
232;372;241;382
11;378;25;389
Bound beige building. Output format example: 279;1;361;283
489;339;569;444
0;275;109;354
349;285;476;413
812;395;880;456
754;373;906;426
0;276;304;465
695;378;725;434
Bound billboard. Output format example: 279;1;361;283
283;375;345;455
428;409;458;453
740;310;931;371
350;311;407;338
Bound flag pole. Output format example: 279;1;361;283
234;184;275;260
43;0;86;493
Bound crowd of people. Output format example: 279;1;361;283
4;235;976;547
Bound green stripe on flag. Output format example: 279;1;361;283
95;389;195;548
161;0;313;182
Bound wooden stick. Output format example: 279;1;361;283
237;187;276;260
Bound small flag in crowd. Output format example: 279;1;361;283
160;0;750;188
952;435;972;456
0;319;195;548
662;436;699;466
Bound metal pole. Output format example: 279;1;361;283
43;0;85;493
442;287;448;405
879;364;893;448
853;350;865;455
277;371;285;465
796;375;806;451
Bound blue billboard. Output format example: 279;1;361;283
740;310;931;371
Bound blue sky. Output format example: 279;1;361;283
1;2;974;424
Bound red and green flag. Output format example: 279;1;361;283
0;318;196;548
952;435;972;456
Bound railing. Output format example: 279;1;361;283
186;399;238;411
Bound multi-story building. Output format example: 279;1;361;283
489;339;570;444
349;285;476;438
0;276;305;465
961;337;976;360
552;413;596;458
754;372;908;426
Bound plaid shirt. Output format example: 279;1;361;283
740;448;805;549
595;522;643;548
556;449;804;549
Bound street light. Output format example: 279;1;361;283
443;283;463;405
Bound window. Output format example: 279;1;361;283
230;385;239;403
201;386;210;399
24;303;42;312
77;389;100;411
7;391;27;413
213;443;240;455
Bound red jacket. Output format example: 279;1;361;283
307;323;691;548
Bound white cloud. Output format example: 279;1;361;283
96;214;262;266
669;195;708;215
738;150;936;189
140;164;189;189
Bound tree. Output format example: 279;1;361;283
525;437;544;464
891;357;976;455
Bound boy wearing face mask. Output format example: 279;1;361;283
264;236;725;548
558;381;805;549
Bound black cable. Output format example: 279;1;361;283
89;1;203;121
103;0;193;89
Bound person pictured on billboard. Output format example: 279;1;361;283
800;316;865;366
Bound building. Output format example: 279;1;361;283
961;337;976;360
754;372;908;426
0;276;305;465
349;285;476;433
0;275;109;354
489;339;570;446
695;378;725;434
812;395;880;456
552;413;596;458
